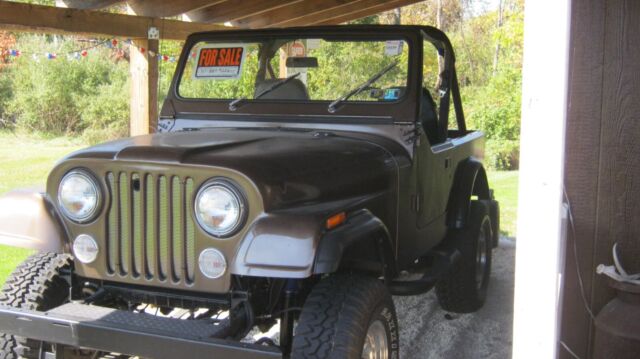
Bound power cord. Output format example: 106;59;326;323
558;186;597;359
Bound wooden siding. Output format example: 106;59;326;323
562;0;640;357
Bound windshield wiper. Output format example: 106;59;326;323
327;60;398;113
229;72;301;111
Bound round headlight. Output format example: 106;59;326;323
73;234;99;264
195;180;245;237
198;248;227;279
58;170;101;223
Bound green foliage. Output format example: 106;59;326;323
4;35;129;141
0;68;12;127
78;75;130;144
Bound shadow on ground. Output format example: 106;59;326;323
394;236;515;359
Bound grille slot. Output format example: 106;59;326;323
106;172;196;285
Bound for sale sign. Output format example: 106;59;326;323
194;44;247;80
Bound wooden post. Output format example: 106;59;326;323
512;0;571;358
129;38;158;136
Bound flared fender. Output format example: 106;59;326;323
0;189;67;253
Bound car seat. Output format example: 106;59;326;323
254;79;310;100
420;88;440;145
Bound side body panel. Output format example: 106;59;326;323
396;131;485;267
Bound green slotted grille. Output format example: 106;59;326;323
106;172;117;274
185;178;196;283
118;172;130;275
131;173;142;277
158;175;169;280
144;174;155;278
171;176;183;282
104;171;196;285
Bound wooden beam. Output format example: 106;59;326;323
54;0;122;10
185;0;301;24
316;0;423;25
0;1;228;40
129;38;158;136
232;0;359;28
126;0;225;18
276;0;391;27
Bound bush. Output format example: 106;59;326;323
4;35;129;140
464;68;521;170
485;139;519;170
79;76;130;144
0;67;13;128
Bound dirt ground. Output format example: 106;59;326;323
394;236;515;359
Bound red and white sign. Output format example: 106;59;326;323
290;42;305;57
194;44;247;80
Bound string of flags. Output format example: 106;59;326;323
4;38;178;63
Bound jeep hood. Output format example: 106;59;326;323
64;128;401;212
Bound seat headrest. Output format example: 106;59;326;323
254;79;310;100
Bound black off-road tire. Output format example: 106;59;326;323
436;201;493;313
0;253;72;359
291;274;399;359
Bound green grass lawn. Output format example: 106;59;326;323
487;170;519;238
0;131;84;285
0;132;519;285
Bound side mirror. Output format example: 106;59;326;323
286;57;318;68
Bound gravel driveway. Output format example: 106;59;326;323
394;237;515;359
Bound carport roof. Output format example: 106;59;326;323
0;0;423;40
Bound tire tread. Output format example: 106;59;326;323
291;274;396;359
0;253;71;359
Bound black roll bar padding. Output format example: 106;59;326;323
420;26;467;141
451;68;466;132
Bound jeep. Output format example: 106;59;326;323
0;25;499;359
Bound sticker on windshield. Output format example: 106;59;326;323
194;44;247;80
384;40;404;56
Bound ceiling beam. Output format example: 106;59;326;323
275;0;389;27
185;0;301;24
232;0;358;28
54;0;122;10
316;0;423;25
0;1;228;40
126;0;226;18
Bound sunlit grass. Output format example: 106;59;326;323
487;170;519;238
0;131;84;284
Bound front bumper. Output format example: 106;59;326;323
0;303;281;359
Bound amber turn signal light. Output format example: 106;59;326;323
326;212;346;230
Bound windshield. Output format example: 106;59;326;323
178;37;410;104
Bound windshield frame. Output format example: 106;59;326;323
165;26;421;124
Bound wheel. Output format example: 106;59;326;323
291;274;399;359
0;253;72;359
436;201;493;313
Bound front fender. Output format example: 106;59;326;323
313;209;395;276
231;210;396;279
0;189;68;253
231;214;323;278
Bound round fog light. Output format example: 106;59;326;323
73;234;99;264
198;248;227;279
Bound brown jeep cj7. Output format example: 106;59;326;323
0;25;499;359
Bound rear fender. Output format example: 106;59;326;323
446;158;491;229
0;189;68;253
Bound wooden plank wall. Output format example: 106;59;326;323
561;0;640;357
